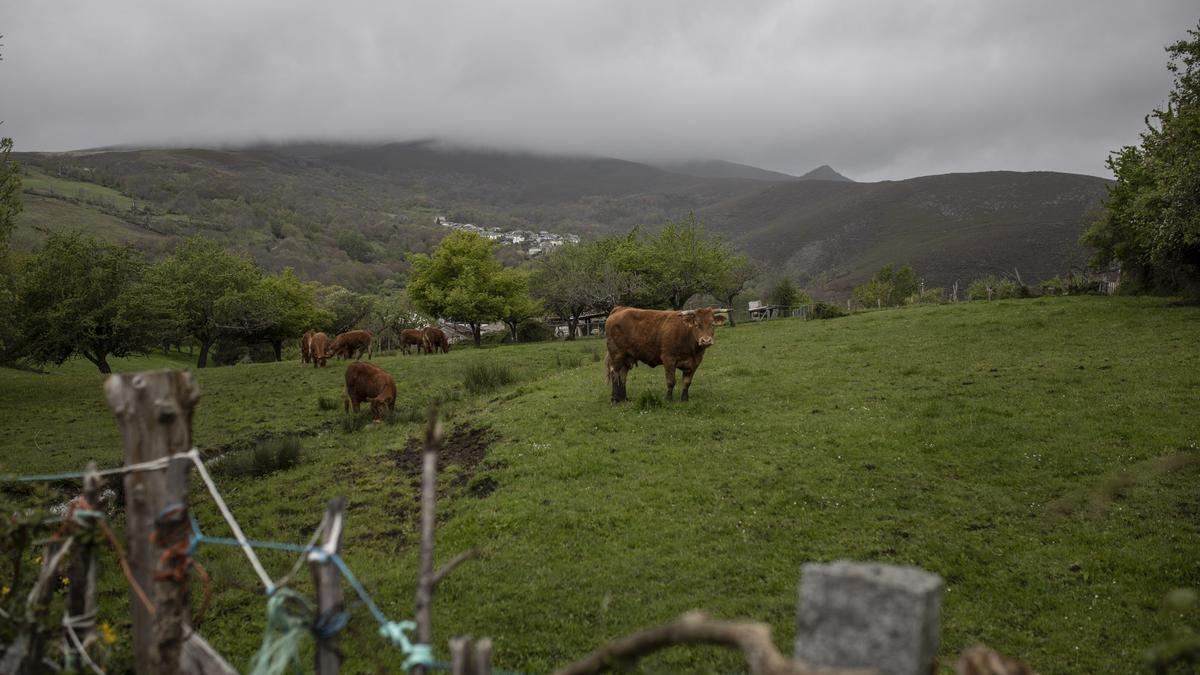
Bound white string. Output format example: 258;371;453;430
186;449;276;592
63;612;105;675
90;453;193;478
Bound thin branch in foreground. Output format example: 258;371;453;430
552;612;875;675
431;549;480;589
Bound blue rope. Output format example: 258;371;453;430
189;516;435;671
0;468;95;482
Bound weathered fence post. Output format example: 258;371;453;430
310;497;347;675
450;636;474;675
474;637;494;675
794;561;944;675
104;369;235;675
62;462;101;671
105;369;198;674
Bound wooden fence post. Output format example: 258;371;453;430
105;369;199;674
413;414;442;675
310;497;347;675
104;369;234;675
62;462;101;671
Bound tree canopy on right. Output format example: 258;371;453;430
1083;22;1200;296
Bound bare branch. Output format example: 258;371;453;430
431;549;480;588
553;612;875;675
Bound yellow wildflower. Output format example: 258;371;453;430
60;576;70;586
1;585;9;596
98;622;116;646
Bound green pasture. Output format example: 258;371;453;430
21;167;137;210
1;296;1197;674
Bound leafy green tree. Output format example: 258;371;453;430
407;231;510;347
371;290;430;348
215;268;333;360
1082;23;1200;295
496;268;542;342
14;232;164;373
314;285;375;334
708;254;759;326
147;237;260;368
0;137;22;360
767;276;809;309
637;214;729;309
853;264;919;307
530;237;640;338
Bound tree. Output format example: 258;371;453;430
147;237;260;368
215;268;333;361
852;264;919;308
13;232;163;373
0;137;22;360
407;231;510;347
531;237;638;339
496;268;542;342
708;254;759;326
767;276;809;309
637;214;729;309
314;285;376;335
1082;23;1200;295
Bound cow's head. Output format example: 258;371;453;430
680;308;727;347
369;394;395;422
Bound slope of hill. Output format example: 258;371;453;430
702;170;1110;295
652;158;798;182
13;143;1109;296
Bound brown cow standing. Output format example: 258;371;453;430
328;330;373;360
399;328;430;355
604;306;726;403
422;326;450;354
310;332;330;367
300;330;315;364
343;362;396;421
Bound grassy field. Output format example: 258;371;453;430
1;296;1197;674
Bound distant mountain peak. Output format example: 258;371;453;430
799;165;854;182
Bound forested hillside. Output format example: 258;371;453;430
12;143;1109;295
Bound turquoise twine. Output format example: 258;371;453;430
248;588;313;675
189;515;435;671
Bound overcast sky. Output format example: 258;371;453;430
2;1;1196;181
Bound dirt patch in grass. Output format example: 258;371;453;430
391;423;497;476
1048;451;1200;518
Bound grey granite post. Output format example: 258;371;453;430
795;561;944;675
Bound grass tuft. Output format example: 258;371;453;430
316;395;340;411
635;389;663;410
463;362;516;393
213;435;304;479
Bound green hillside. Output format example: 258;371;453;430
701;171;1112;295
12;146;1110;296
1;297;1196;673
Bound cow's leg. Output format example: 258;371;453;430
680;368;695;402
663;358;677;401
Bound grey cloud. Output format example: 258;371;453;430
2;0;1195;181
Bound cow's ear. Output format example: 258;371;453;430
713;313;727;326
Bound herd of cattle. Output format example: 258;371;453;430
300;326;450;421
308;306;727;422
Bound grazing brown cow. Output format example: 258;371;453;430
343;362;396;421
604;306;726;403
300;330;315;364
399;328;430;355
310;332;330;367
328;329;373;360
422;326;450;354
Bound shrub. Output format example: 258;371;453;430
968;276;1030;301
462;362;516;393
517;318;555;342
1040;272;1109;296
214;435;304;478
810;302;848;320
905;288;945;305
